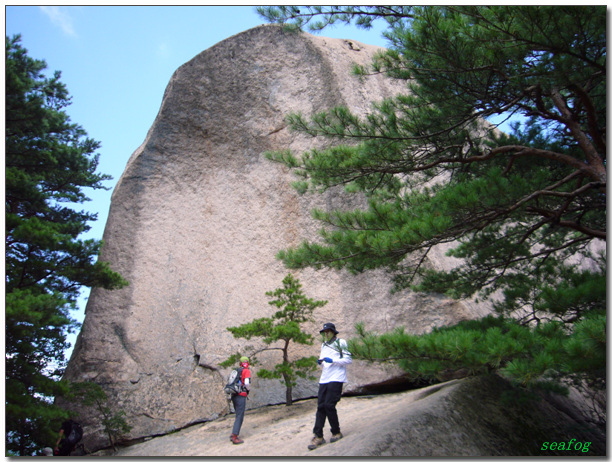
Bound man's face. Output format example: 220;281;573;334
322;330;334;342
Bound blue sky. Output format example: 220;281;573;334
5;5;391;354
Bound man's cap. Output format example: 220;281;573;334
320;322;339;334
240;356;249;363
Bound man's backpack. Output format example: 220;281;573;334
65;421;83;446
224;367;244;395
324;338;345;358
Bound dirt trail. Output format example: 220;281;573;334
108;385;432;457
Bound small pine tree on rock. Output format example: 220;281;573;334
67;382;133;452
221;274;327;405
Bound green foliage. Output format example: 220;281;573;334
259;5;605;296
351;312;605;390
258;7;605;392
67;382;133;451
257;6;413;32
5;35;128;455
221;274;327;404
218;353;249;369
256;355;320;384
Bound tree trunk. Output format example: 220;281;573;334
282;340;293;405
286;381;293;405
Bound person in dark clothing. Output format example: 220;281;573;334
54;419;78;456
230;356;252;444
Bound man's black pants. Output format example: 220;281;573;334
313;381;343;438
58;442;75;456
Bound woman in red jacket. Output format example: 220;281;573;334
230;356;251;444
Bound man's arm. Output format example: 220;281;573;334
242;369;251;392
54;428;65;451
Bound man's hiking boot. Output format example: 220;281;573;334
230;434;244;445
330;432;343;443
307;435;325;450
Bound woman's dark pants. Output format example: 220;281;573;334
231;394;247;435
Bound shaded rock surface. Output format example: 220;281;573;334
95;376;604;457
62;24;492;451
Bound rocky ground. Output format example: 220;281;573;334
86;376;605;457
94;383;433;457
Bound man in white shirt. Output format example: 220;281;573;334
308;322;352;450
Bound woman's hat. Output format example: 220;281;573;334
240;356;249;363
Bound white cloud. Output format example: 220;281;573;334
39;6;77;37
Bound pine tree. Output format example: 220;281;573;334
350;313;605;390
257;7;606;393
221;274;327;405
5;35;128;455
67;382;133;452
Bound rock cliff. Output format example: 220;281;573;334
62;25;491;450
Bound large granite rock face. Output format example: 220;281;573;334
63;25;491;450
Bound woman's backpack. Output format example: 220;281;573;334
223;367;244;395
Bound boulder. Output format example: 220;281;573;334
62;24;491;450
